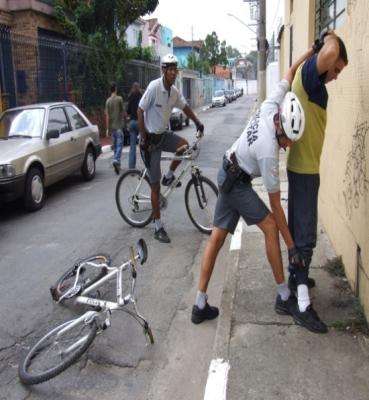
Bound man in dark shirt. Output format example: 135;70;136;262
126;82;142;169
105;82;125;175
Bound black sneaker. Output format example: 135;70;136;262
191;302;219;324
154;227;171;243
275;294;297;316
288;275;316;292
292;304;328;334
161;175;182;187
113;161;120;175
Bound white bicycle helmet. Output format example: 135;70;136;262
280;92;305;141
161;53;178;68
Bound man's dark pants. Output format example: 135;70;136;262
287;170;320;285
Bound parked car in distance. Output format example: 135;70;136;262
170;107;189;130
224;90;234;103
211;90;227;107
0;102;102;212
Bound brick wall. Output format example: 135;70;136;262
0;10;12;25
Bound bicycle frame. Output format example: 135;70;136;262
135;135;203;204
58;252;149;335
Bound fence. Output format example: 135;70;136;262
0;28;160;111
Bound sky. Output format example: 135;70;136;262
145;0;284;55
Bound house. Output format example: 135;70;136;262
0;0;64;108
173;36;202;68
280;0;369;321
125;17;146;48
144;18;173;59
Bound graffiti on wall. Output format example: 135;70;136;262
343;117;369;219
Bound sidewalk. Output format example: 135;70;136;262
100;135;112;153
210;156;369;400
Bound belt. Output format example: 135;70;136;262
222;156;251;183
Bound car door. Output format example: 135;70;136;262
64;105;89;166
45;107;80;184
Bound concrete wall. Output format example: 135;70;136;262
281;0;369;320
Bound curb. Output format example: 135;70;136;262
212;222;243;360
102;144;112;153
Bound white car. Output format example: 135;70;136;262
211;90;227;107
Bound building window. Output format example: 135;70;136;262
315;0;346;35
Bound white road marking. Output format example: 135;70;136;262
230;220;243;251
204;358;230;400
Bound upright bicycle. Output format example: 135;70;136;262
115;131;218;234
19;239;153;385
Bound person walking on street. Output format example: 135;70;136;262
126;82;142;169
191;48;325;331
105;82;125;175
137;53;204;244
287;31;348;333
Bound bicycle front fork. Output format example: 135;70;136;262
191;168;207;209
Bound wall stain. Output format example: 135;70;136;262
343;117;369;219
347;0;357;14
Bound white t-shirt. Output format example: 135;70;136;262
138;77;186;134
227;80;290;193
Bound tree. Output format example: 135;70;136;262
226;45;241;59
201;32;221;74
219;41;228;68
246;50;257;76
53;0;159;105
54;0;159;42
187;51;210;75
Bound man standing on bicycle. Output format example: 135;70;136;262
191;47;328;334
137;53;204;243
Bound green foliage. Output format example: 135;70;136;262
332;299;369;335
186;51;210;74
219;41;228;68
54;0;159;108
54;0;158;41
201;32;229;74
226;45;241;58
126;46;155;62
246;50;257;75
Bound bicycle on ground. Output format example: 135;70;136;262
18;239;153;385
115;130;218;234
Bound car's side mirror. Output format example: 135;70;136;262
46;129;60;140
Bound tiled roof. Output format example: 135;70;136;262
173;36;203;49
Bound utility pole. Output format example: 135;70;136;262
257;0;266;103
242;0;267;103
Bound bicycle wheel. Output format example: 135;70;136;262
185;175;218;234
19;318;97;385
50;254;110;301
115;169;153;227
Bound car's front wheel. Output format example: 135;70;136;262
81;146;96;181
24;167;45;212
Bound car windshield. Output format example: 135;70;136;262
214;90;224;97
0;108;45;139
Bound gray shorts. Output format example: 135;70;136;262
213;167;269;234
145;132;182;183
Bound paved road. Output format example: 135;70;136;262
0;95;256;400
